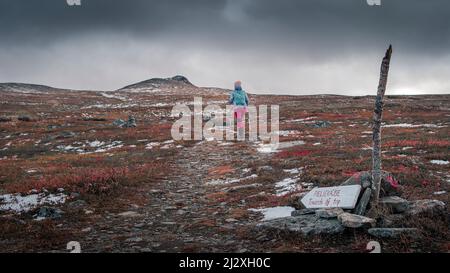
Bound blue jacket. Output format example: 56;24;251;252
229;88;249;106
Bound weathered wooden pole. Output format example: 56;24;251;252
371;45;393;207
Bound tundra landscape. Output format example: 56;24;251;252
0;76;448;253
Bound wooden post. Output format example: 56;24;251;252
371;45;393;207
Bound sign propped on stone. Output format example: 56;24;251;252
301;185;362;209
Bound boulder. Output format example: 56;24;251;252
379;200;447;227
35;207;64;219
113;119;126;127
404;199;446;216
256;215;345;236
338;212;376;228
342;171;372;189
113;116;137;128
315;208;344;219
127;116;137;127
379;196;409;213
0;116;12;122
58;131;76;139
313;121;331;128
291;208;317;216
18;115;33;122
67;200;87;209
341;170;400;197
368;228;421;239
355;188;372;215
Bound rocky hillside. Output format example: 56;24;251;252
118;75;229;96
0;83;63;94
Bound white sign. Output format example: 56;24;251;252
301;185;362;209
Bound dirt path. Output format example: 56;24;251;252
80;141;270;253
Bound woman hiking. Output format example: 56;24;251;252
228;81;249;140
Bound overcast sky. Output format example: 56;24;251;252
0;0;449;95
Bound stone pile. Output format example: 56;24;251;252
256;171;447;239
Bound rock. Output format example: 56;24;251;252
81;227;92;233
58;131;76;138
113;116;137;128
173;75;191;83
256;215;345;236
338;212;376;228
35;207;64;219
257;166;274;173
161;222;177;225
342;171;372;189
313;121;331;128
47;125;60;130
117;211;140;217
70;192;81;199
126;237;143;243
291;208;317;216
0;116;12;122
404;199;446;216
379;196;409;213
315;208;344;219
176;210;186;215
355;188;372;215
134;223;145;228
368;228;421;239
341;171;400;197
18;115;33;122
67;200;87;209
126;116;137;127
113;119;126;127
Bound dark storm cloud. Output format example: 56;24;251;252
0;0;449;94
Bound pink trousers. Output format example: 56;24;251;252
233;106;247;129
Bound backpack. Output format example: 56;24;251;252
233;90;247;106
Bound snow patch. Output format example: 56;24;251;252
207;174;258;186
256;140;306;153
283;168;302;175
56;140;123;154
275;178;299;196
383;123;446;128
145;142;160;149
285;117;317;123
430;160;449;165
0;193;67;214
100;92;128;101
249;206;295;221
275;130;300;137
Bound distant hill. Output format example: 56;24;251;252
0;76;230;96
119;75;194;91
0;83;63;94
118;75;229;96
